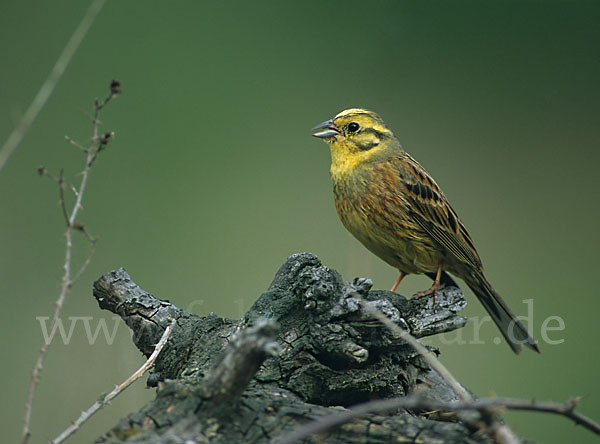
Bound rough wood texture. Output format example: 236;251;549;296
92;252;490;444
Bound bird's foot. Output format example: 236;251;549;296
414;282;446;305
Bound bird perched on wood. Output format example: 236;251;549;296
312;108;539;354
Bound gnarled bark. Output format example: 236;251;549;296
92;252;490;444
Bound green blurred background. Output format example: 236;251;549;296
1;1;598;443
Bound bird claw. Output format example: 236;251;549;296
414;282;446;305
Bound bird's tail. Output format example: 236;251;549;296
465;271;539;354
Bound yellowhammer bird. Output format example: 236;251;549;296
312;108;539;354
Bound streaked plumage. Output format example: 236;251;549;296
312;108;539;354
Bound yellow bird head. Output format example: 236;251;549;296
312;108;399;177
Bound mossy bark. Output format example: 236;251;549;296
92;252;490;444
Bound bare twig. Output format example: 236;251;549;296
51;319;176;444
0;0;107;172
65;136;89;154
71;237;97;283
58;169;69;226
21;84;118;444
273;394;600;444
490;397;600;433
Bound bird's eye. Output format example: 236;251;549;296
347;122;360;133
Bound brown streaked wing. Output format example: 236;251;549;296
394;154;483;269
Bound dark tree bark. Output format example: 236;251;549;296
92;252;491;444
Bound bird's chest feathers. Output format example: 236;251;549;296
331;167;378;236
331;161;439;272
330;159;399;223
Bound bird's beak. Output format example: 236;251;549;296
311;120;339;139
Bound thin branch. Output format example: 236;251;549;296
51;319;176;444
0;0;107;172
490;397;600;433
71;238;97;283
65;136;89;154
21;210;77;444
273;394;600;444
57;169;70;226
21;86;117;444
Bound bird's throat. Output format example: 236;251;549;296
328;143;375;183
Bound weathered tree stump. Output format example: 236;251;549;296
92;252;490;444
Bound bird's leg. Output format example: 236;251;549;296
390;272;406;292
415;263;445;304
